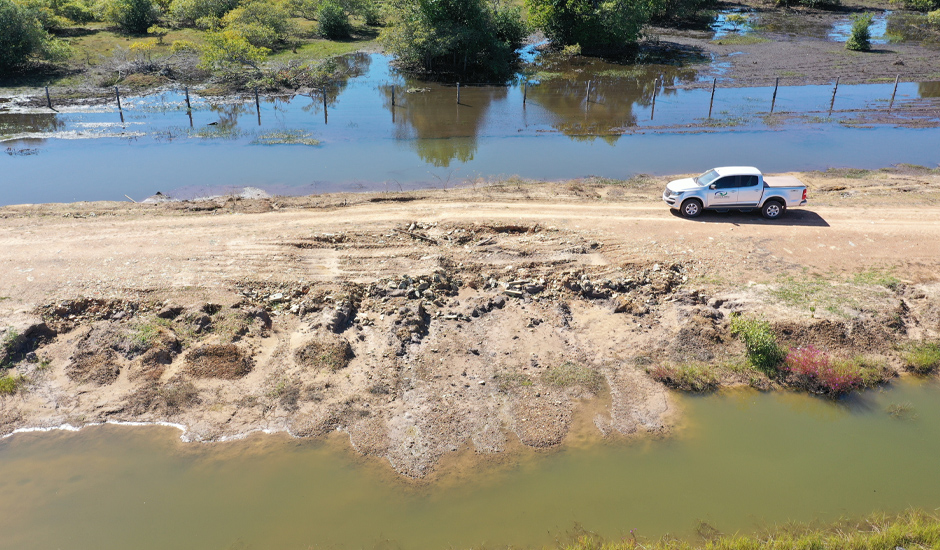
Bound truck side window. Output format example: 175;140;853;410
741;175;759;187
714;176;739;189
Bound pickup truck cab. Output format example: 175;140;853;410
662;166;807;219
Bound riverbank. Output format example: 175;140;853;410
1;166;938;477
562;509;940;550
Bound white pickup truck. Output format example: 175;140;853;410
662;166;807;219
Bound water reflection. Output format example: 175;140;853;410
0;113;65;145
919;81;940;98
387;84;507;167
526;55;697;142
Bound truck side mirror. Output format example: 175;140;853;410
709;184;716;190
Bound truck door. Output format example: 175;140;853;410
709;176;739;205
737;175;762;205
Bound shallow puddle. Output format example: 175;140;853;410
2;379;939;549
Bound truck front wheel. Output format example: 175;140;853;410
761;200;785;219
680;199;703;218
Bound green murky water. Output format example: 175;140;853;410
2;379;939;550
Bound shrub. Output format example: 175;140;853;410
222;0;295;48
903;342;940;374
60;1;96;23
317;0;350;39
98;0;161;33
898;0;939;12
648;364;720;392
846;12;874;51
785;346;860;394
199;29;269;74
784;346;891;394
729;314;785;372
928;9;940;25
0;0;70;71
169;0;237;26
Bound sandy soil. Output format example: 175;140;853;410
1;167;939;477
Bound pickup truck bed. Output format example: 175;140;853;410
764;176;804;188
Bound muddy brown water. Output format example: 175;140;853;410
2;378;939;550
1;53;939;205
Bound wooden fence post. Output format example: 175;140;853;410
828;77;840;116
45;87;52;109
770;77;779;114
708;78;716;119
650;78;659;120
889;75;900;110
184;86;191;111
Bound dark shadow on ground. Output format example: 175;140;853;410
670;208;830;227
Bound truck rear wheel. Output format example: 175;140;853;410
761;200;785;219
680;199;703;218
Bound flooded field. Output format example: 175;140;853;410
1;53;939;205
1;378;939;550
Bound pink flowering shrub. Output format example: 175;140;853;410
784;345;863;395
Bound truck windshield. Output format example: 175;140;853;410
695;170;720;186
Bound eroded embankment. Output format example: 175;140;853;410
1;176;940;477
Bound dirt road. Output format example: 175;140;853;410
1;169;938;477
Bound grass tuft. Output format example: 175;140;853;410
0;373;27;395
902;342;940;375
543;362;603;393
294;337;353;371
729;314;785;373
647;364;720;392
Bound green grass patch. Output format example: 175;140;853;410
851;268;901;290
902;341;940;375
267;38;375;63
729;314;785;373
711;35;769;45
779;70;807;78
647;363;720;392
560;508;940;550
543;361;603;393
0;373;27;395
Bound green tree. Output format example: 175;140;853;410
381;0;525;80
317;0;351;38
0;0;70;72
221;0;295;48
845;12;873;51
199;28;269;75
169;0;238;26
526;0;651;52
98;0;161;33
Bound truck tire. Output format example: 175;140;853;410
680;199;703;218
761;200;785;219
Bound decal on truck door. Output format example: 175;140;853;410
715;192;729;198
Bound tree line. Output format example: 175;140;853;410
1;0;716;80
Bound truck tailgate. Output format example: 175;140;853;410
764;175;805;188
